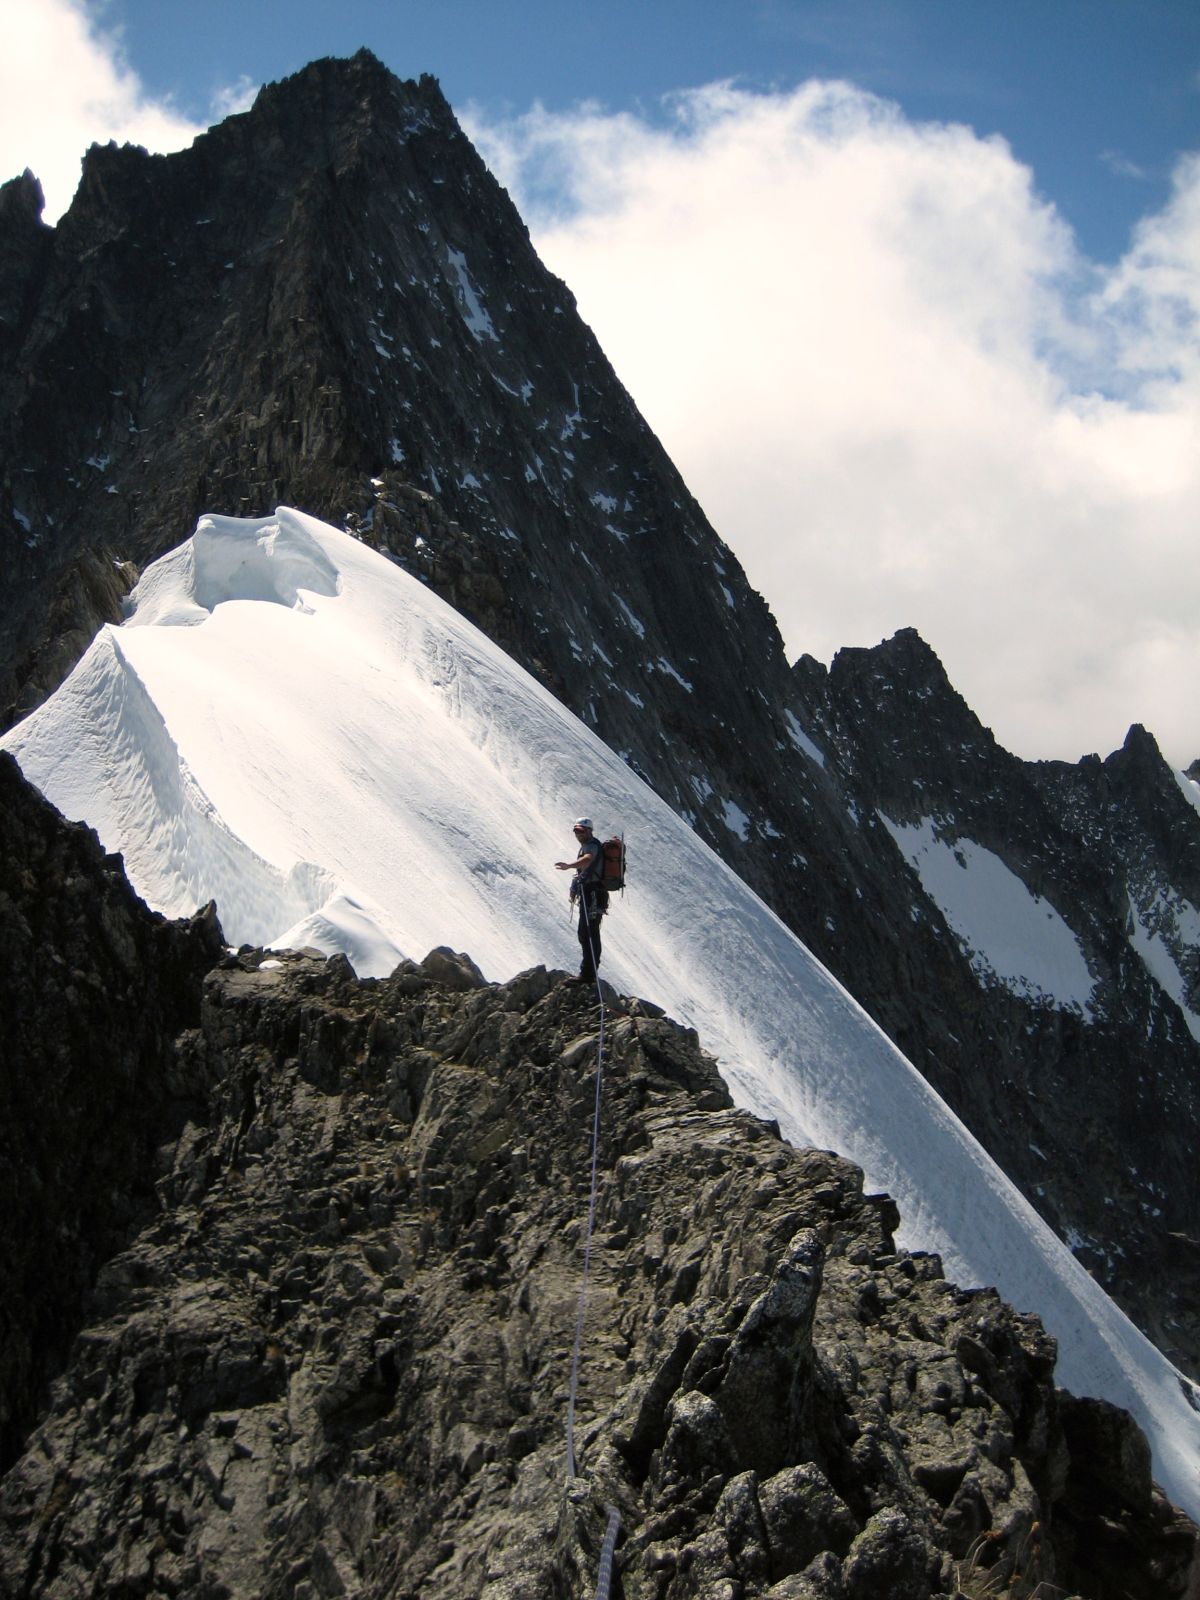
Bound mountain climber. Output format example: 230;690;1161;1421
555;817;608;984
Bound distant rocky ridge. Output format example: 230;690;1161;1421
798;634;1200;1375
1;754;1197;1599
2;49;1199;1386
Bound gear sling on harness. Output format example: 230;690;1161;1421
572;836;609;982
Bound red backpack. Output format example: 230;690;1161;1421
599;835;626;893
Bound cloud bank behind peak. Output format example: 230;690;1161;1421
470;82;1200;767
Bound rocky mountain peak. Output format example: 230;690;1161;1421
832;625;991;738
0;168;46;228
1111;721;1169;782
820;627;999;808
0;170;51;356
251;45;445;119
57;138;161;247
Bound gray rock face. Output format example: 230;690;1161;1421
0;751;223;1475
2;51;1200;1386
1;941;1195;1597
0;170;51;356
0;760;1197;1597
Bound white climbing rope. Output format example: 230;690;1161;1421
565;888;607;1482
594;1505;622;1600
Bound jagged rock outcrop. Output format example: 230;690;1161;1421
2;50;1199;1384
6;546;138;719
1;760;1197;1598
0;750;224;1473
1;949;1196;1598
0;171;51;360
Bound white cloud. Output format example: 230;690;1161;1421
1;0;208;221
1101;150;1148;182
469;84;1200;767
209;74;259;123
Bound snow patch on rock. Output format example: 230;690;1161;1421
880;815;1097;1017
1127;888;1200;1042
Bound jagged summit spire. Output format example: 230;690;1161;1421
61;48;455;228
826;624;996;772
1120;721;1160;759
0;169;46;222
249;45;449;119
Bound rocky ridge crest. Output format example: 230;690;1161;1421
1;758;1197;1599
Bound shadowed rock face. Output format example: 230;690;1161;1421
2;49;1200;1383
0;751;224;1474
0;760;1196;1598
809;639;1200;1379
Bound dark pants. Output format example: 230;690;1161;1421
577;891;604;979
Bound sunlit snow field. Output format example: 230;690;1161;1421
5;509;1199;1517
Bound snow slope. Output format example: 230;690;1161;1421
5;509;1200;1517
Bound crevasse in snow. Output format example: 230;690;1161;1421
4;508;1199;1518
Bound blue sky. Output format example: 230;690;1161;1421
4;1;1200;764
106;0;1200;264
